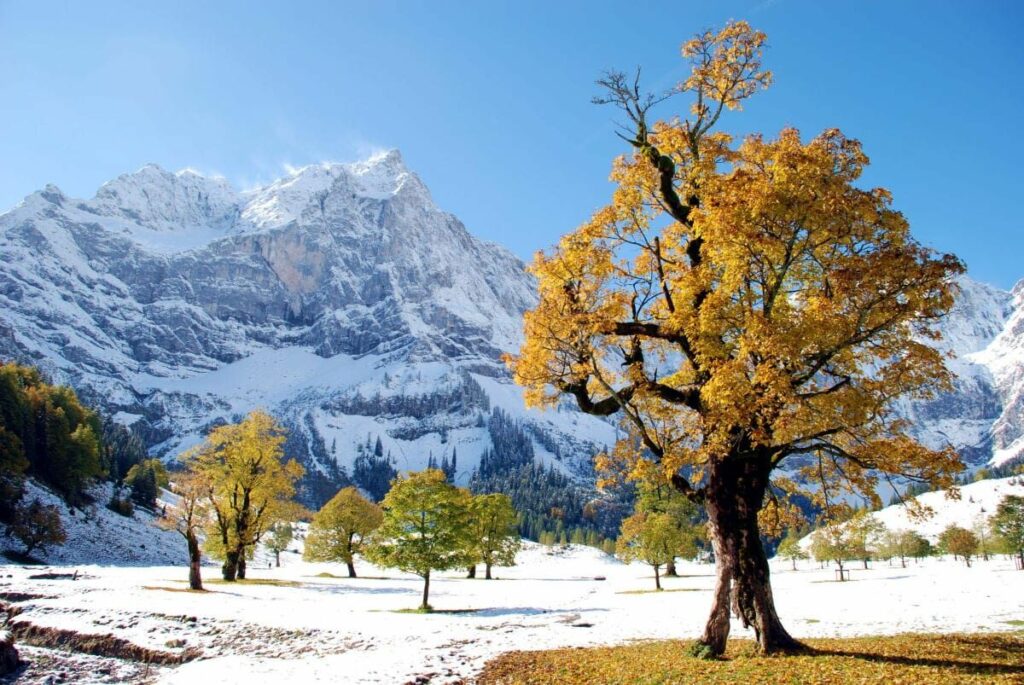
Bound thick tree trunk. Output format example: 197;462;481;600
187;533;203;591
467;565;476;579
421;571;431;611
274;550;281;568
222;549;239;581
654;563;662;591
666;559;678;577
693;453;805;656
347;560;357;578
237;554;247;580
485;563;492;580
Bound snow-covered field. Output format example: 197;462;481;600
3;541;1022;684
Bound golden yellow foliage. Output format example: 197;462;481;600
477;633;1024;685
507;20;964;512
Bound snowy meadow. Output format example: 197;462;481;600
2;540;1022;684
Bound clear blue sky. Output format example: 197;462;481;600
2;0;1022;288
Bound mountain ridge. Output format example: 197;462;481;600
1;153;1022;510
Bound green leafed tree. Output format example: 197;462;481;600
616;511;691;590
636;480;703;576
880;529;929;568
991;495;1024;570
366;469;474;610
467;493;521;579
266;521;294;568
304;486;383;577
775;529;808;570
846;511;887;570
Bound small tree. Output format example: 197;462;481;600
907;530;932;562
635;480;702;576
616;511;686;590
7;499;65;557
846;512;886;570
266;522;294;568
776;529;808;570
366;469;473;610
991;495;1024;570
158;472;208;590
938;524;978;567
880;529;924;568
809;524;855;579
304;486;383;577
125;458;169;509
972;514;994;562
467;493;521;579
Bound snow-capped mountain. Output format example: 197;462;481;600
0;153;1022;507
0;152;616;502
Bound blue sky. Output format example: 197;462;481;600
2;0;1022;288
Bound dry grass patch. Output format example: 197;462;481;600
477;633;1024;685
201;578;302;587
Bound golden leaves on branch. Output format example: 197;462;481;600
507;20;965;504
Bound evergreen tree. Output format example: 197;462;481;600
0;363;103;504
125;458;169;509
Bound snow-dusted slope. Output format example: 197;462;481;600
0;153;614;502
868;476;1024;542
0;480;185;566
899;276;1014;465
1;153;1021;502
970;281;1024;465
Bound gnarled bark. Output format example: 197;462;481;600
693;453;805;656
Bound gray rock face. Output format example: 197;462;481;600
0;153;611;500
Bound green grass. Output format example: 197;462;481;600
1004;619;1024;627
142;585;208;594
477;633;1024;684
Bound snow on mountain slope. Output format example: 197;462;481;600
0;152;612;504
1;152;1022;509
971;280;1024;465
0;480;185;566
807;476;1024;545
